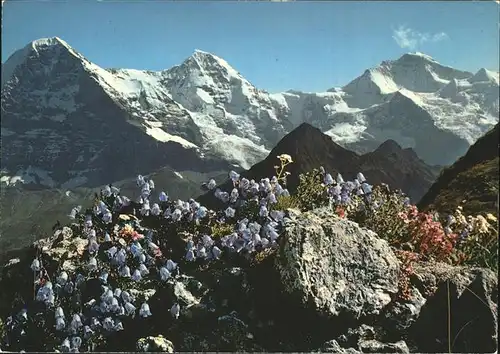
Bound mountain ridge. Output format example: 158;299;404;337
418;123;499;215
1;36;498;192
197;123;440;210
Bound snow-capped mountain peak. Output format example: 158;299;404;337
470;68;499;85
411;52;437;61
169;49;244;82
190;49;241;77
2;37;76;87
396;52;439;64
31;36;72;51
1;36;87;88
339;52;477;109
341;67;399;108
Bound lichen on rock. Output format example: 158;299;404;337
275;207;400;319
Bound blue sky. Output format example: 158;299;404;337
2;1;499;92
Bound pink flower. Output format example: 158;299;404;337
153;248;163;258
131;232;144;241
336;207;345;218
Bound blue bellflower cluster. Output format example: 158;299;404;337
3;160;375;352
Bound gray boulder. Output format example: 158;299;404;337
275;207;400;320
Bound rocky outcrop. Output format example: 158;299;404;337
407;263;498;353
418;123;499;215
276;207;400;319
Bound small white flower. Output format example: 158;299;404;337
47;292;55;306
30;258;40;272
121;290;133;303
159;191;169;202
185;249;196;262
119;266;131;278
131;269;142;282
90;317;101;330
212;246;222;259
18;309;28;321
361;182;372;194
159;267;171;281
171;208;182;221
114;320;124;331
259;205;269;218
70;314;83;331
151;203;161;216
83;325;94;339
103;211;113;224
357;172;366;183
71;336;82;349
261;237;270;248
106;246;118;258
116;249;127;264
197;246;207;259
277;154;293;163
110;297;120;313
139;302;152;318
68;206;81;220
170;303;180;319
139;264;150;276
55;317;66;331
196;206;208;219
88;239;99;254
55;307;65;319
102;289;114;303
57;271;68;285
99;271;109;284
225;207;236;218
61;338;71;352
229;170;240;182
102;317;114;331
166;259;177;272
207;179;217;190
136;175;145;187
101;185;112;197
124;302;136;317
87;257;98;271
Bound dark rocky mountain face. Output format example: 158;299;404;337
418;123;499;215
359;140;442;204
198;123;440;209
